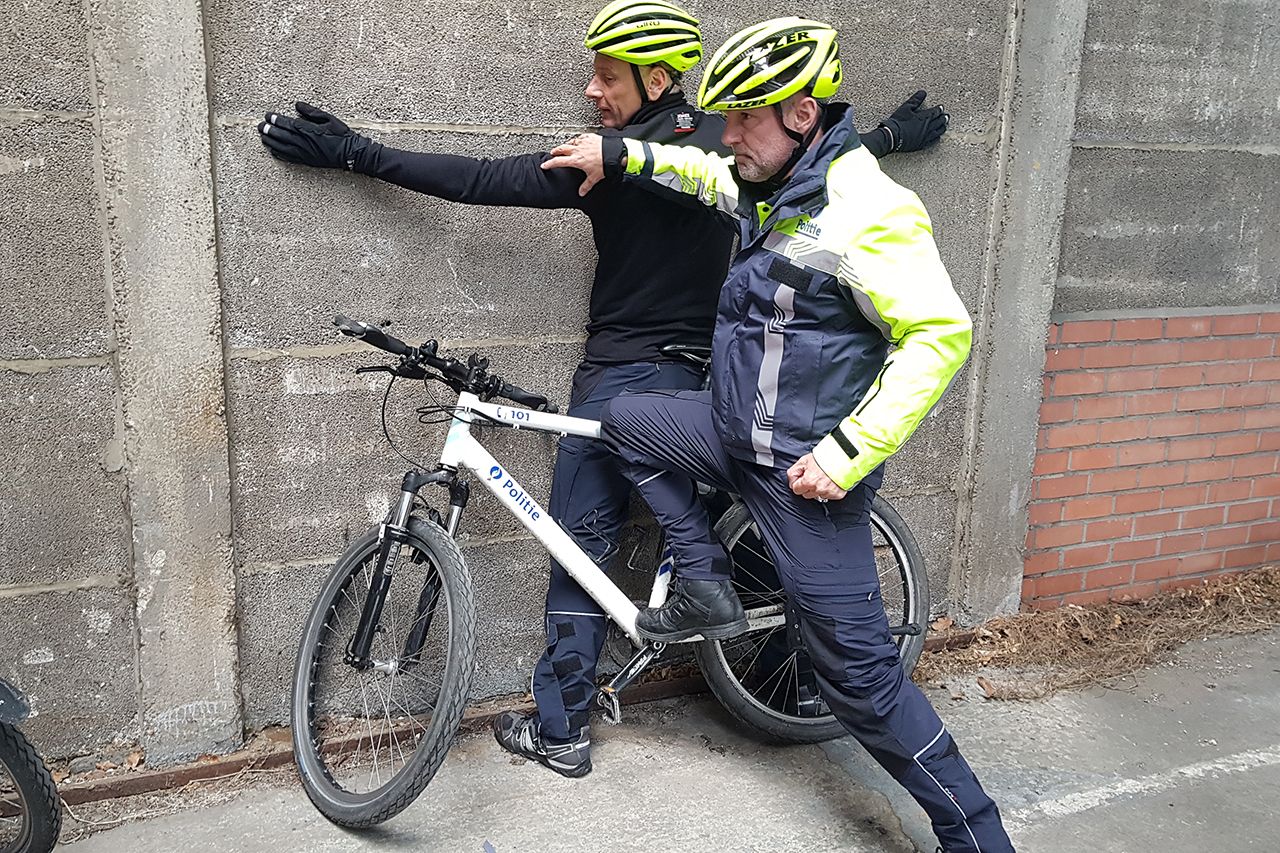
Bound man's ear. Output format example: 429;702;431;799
645;65;671;100
785;95;822;135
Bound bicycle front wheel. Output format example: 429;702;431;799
695;494;930;744
292;517;476;828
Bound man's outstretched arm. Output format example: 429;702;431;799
258;102;589;210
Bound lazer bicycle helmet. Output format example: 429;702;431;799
697;17;841;111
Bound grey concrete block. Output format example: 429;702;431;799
236;561;329;728
214;125;594;351
228;342;578;568
1055;148;1280;312
880;141;995;314
873;490;956;616
883;371;968;495
206;0;1007;136
0;365;129;588
1075;0;1280;145
0;586;138;759
467;537;551;700
0;0;91;112
0;119;110;359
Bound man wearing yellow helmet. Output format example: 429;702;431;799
257;1;947;781
544;17;1013;852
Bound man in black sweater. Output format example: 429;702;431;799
258;0;947;779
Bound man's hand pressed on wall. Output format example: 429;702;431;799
787;453;848;502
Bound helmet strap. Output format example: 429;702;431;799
631;63;652;106
631;63;675;107
769;101;824;183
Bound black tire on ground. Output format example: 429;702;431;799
291;517;476;828
0;722;62;853
695;494;930;745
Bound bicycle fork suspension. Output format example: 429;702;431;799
347;469;470;670
346;486;416;670
401;478;470;666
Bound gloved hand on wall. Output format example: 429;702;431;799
257;102;373;170
865;90;949;156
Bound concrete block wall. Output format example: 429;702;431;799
1024;312;1280;607
2;0;243;765
0;1;139;760
1057;0;1279;315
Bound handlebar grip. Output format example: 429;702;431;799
333;314;411;356
500;382;557;413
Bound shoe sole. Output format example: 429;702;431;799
540;755;592;779
493;722;592;779
636;616;749;643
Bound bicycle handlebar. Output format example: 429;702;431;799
334;314;412;357
333;313;558;413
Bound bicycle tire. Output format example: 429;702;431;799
0;722;62;853
292;517;476;827
695;494;930;744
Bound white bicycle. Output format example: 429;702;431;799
291;315;930;827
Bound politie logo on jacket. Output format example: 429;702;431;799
673;112;697;133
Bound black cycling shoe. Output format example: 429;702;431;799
636;577;748;642
492;711;592;779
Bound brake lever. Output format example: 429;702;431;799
355;365;395;375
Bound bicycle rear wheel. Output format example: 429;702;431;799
292;517;476;827
695;494;929;744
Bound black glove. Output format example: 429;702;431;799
257;102;374;170
872;90;949;155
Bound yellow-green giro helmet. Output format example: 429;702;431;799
584;0;703;73
698;17;841;111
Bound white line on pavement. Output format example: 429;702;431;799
1006;743;1280;829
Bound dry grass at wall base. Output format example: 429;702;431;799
916;565;1280;700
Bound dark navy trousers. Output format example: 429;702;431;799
530;361;704;744
600;388;1014;853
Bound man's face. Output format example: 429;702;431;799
721;106;797;183
585;54;644;129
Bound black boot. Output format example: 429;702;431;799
636;577;747;642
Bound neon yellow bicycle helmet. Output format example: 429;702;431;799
698;17;841;111
584;0;703;73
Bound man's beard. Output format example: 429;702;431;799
734;155;785;183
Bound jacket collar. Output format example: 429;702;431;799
626;90;692;128
597;91;692;138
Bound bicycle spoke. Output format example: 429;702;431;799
759;650;798;710
728;625;784;676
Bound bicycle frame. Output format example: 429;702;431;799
433;392;783;646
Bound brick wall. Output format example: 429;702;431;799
1023;311;1280;608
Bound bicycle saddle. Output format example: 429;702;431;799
660;344;712;367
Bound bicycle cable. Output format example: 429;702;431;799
379;372;433;471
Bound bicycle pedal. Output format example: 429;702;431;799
596;687;622;725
